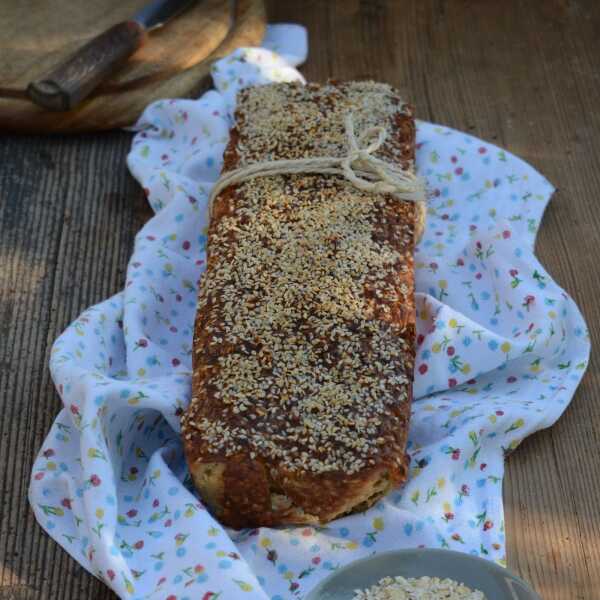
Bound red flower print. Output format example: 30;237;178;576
167;596;176;600
194;564;205;574
448;378;457;388
312;556;321;565
461;484;470;495
169;326;178;333
127;509;138;518
137;338;148;348
146;235;156;241
475;272;482;280
452;533;461;541
90;474;101;487
476;241;482;250
430;262;438;271
496;410;504;416
447;346;455;357
451;155;458;163
182;240;191;251
152;498;159;508
493;543;501;550
161;154;169;161
455;167;463;175
478;146;487;154
61;498;72;509
507;376;517;383
417;334;425;346
43;449;55;458
467;378;476;384
509;269;519;277
457;258;464;266
451;449;461;460
134;540;144;550
34;472;44;480
480;463;487;471
107;569;115;581
302;528;312;537
444;512;454;520
172;358;181;367
523;295;535;310
70;404;79;415
290;582;300;592
164;519;172;527
158;577;166;585
483;520;494;531
418;364;428;375
502;230;511;239
469;224;477;231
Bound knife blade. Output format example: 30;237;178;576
27;0;199;112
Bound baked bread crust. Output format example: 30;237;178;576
182;81;417;528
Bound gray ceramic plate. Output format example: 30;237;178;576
305;548;542;600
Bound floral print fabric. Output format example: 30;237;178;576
29;24;589;600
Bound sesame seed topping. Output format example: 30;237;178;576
182;81;416;475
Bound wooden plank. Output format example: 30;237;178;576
1;1;598;598
0;132;148;598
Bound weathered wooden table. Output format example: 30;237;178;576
1;1;598;599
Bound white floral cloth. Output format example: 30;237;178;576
30;24;589;600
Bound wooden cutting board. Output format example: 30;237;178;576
0;0;266;133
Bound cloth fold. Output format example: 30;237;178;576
30;23;589;600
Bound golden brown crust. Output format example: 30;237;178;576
182;81;417;528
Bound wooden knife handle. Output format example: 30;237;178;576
27;21;146;112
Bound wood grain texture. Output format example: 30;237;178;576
0;0;266;133
0;0;599;598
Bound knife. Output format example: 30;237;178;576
27;0;198;112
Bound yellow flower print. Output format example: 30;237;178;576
437;478;446;489
260;537;271;548
234;580;253;592
96;508;104;519
347;541;359;550
505;418;524;434
500;341;511;354
125;579;134;594
372;517;384;531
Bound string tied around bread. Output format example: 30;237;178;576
207;113;427;216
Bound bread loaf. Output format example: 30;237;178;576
182;81;418;528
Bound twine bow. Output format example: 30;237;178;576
208;113;426;215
